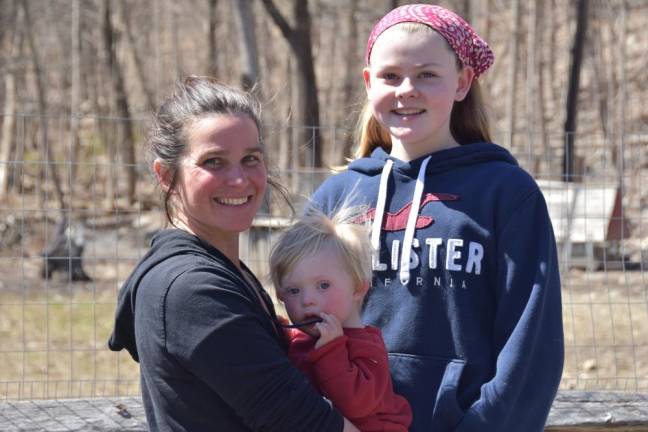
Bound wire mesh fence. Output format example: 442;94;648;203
0;114;647;400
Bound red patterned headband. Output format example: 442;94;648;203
365;4;494;78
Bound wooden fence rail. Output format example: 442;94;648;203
1;391;647;431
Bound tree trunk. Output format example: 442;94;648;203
504;0;520;150
614;0;627;178
119;0;156;112
0;0;19;201
169;0;181;79
22;0;66;211
101;0;137;204
548;0;560;123
535;0;549;175
340;0;359;163
563;0;588;182
69;0;81;196
0;72;17;201
207;0;219;77
234;0;260;92
261;0;322;168
293;0;321;168
526;0;538;173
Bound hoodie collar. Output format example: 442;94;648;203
361;143;518;286
348;143;517;177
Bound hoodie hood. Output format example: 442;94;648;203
108;229;219;361
349;143;518;285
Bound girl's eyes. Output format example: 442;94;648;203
380;71;436;81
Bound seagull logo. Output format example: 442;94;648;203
355;193;459;231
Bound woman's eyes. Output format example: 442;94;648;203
201;154;261;168
242;154;262;166
202;157;223;168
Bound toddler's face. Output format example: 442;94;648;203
277;245;364;337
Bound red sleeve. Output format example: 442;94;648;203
306;334;390;419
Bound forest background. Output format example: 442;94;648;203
0;0;647;399
0;0;646;210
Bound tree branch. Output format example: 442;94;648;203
260;0;295;46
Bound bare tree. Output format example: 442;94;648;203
614;0;628;175
340;0;360;163
101;0;137;204
0;0;19;201
207;0;219;77
534;0;550;175
563;0;589;182
261;0;322;168
234;0;260;92
69;0;81;192
169;0;182;78
22;0;66;211
504;0;521;149
119;0;156;112
526;0;544;174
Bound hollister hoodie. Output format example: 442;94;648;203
311;143;564;432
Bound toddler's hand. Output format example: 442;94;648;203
314;313;343;349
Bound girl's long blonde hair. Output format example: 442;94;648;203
355;23;492;159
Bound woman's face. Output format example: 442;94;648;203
165;114;267;247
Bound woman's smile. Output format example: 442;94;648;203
215;196;252;206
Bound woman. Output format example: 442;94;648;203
109;76;358;432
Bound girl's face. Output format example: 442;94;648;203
363;26;474;160
157;114;267;251
278;245;365;337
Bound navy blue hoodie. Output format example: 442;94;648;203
108;229;343;431
311;144;564;431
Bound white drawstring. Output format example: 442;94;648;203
371;156;430;285
400;156;431;285
371;159;393;268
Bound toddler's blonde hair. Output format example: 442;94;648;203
270;206;372;292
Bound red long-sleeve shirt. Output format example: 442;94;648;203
287;326;412;432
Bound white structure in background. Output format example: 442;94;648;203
538;180;630;270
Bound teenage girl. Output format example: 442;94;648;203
310;4;564;432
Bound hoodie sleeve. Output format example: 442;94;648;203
164;268;343;432
455;189;564;432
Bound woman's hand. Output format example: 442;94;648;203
314;312;343;349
